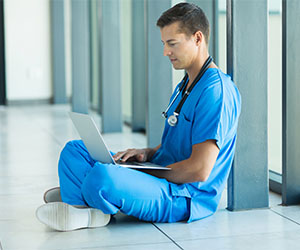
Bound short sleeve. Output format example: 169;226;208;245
191;83;224;149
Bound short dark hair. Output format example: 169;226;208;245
156;2;210;44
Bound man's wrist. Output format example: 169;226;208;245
143;148;155;161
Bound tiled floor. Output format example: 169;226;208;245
1;104;300;250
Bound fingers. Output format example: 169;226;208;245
136;153;147;162
120;149;141;162
112;151;127;161
113;149;147;163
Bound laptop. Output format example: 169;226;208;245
69;112;170;170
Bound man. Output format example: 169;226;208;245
36;2;241;231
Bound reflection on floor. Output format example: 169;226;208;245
1;104;300;250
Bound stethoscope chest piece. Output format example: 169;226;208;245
167;113;178;127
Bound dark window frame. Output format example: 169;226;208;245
0;0;6;105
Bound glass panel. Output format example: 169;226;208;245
89;0;100;111
64;0;72;99
268;0;282;174
218;0;226;73
120;0;133;124
172;0;185;90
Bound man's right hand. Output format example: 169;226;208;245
113;148;149;163
112;145;160;163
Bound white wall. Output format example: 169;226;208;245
4;0;52;101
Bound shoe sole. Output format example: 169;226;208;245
36;202;110;231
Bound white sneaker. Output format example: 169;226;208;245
36;202;111;231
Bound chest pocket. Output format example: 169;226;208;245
166;110;193;162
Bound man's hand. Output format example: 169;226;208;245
113;144;161;163
113;148;149;163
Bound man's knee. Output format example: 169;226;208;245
59;140;88;164
59;140;76;171
81;164;113;196
59;140;78;159
81;163;119;214
62;140;83;154
58;140;93;183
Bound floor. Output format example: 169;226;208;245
1;104;300;250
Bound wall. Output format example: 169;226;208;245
4;0;52;101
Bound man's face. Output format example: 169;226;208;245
160;22;198;70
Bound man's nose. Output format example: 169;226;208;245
163;46;171;57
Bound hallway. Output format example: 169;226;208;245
0;105;300;250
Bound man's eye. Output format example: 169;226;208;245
169;43;176;47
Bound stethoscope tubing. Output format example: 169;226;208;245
162;56;213;126
162;89;181;118
162;74;188;118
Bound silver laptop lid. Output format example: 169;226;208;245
69;112;170;171
69;112;116;164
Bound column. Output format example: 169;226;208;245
0;0;6;105
131;0;146;132
71;0;90;114
146;0;172;147
98;0;122;133
282;0;300;205
51;0;67;104
227;0;269;210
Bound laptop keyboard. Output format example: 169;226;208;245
116;160;143;166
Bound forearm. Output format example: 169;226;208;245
142;158;205;184
142;140;219;184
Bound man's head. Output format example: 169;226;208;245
156;2;210;45
156;3;210;71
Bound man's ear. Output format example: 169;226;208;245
194;30;204;46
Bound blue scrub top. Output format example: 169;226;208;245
151;68;241;222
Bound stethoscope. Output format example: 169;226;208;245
162;56;213;127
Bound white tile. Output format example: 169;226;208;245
154;208;300;241
0;192;57;220
269;191;282;207
177;230;300;250
73;242;181;250
0;214;173;250
0;175;59;196
271;205;300;224
0;160;60;177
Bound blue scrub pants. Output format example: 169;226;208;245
58;140;190;223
